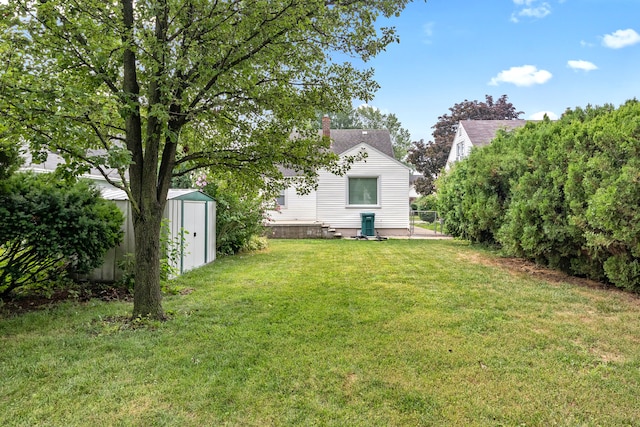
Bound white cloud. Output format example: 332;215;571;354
511;1;551;22
520;4;551;18
567;60;598;71
602;29;640;49
529;111;558;120
423;22;434;37
422;22;435;44
489;65;553;87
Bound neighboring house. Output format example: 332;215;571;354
445;120;529;170
20;145;124;188
20;148;216;281
267;117;411;238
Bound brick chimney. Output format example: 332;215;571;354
322;115;331;138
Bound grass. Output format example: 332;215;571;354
2;239;640;426
411;214;445;233
414;221;445;233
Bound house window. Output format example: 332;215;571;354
276;191;285;207
456;141;465;161
348;177;378;206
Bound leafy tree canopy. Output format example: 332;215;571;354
408;94;523;195
0;0;416;318
0;138;22;182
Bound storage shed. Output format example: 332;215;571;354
90;188;216;282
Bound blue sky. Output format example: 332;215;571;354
360;0;640;142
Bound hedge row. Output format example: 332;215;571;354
437;100;640;292
0;173;124;297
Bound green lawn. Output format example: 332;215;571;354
2;239;640;426
414;221;445;234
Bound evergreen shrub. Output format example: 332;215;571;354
437;100;640;291
0;173;124;298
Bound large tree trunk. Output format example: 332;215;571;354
131;205;165;319
121;0;168;319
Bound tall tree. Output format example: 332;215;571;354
408;94;523;195
0;0;414;319
406;138;449;195
356;105;412;161
318;111;361;130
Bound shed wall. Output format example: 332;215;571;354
89;197;216;282
88;200;134;282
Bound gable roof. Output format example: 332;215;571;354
327;129;395;158
280;128;396;177
460;120;529;148
20;146;127;183
340;140;411;171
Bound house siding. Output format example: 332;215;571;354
270;188;318;222
445;125;471;170
316;144;409;234
446;120;530;170
266;129;411;237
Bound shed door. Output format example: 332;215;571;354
182;201;206;272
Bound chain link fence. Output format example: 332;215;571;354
409;210;445;235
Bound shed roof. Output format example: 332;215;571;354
169;189;215;201
460;120;529;148
100;188;213;202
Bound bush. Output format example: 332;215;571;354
496;117;587;273
436;100;640;291
240;235;269;253
200;178;268;255
0;173;124;298
437;126;527;244
413;195;438;222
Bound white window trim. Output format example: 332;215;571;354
276;190;286;209
346;175;381;208
456;140;466;161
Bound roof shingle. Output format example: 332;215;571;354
460;120;528;148
327;129;394;158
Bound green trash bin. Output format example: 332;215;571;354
360;212;375;236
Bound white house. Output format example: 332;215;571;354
267;117;411;238
20;148;216;281
445;120;529;170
